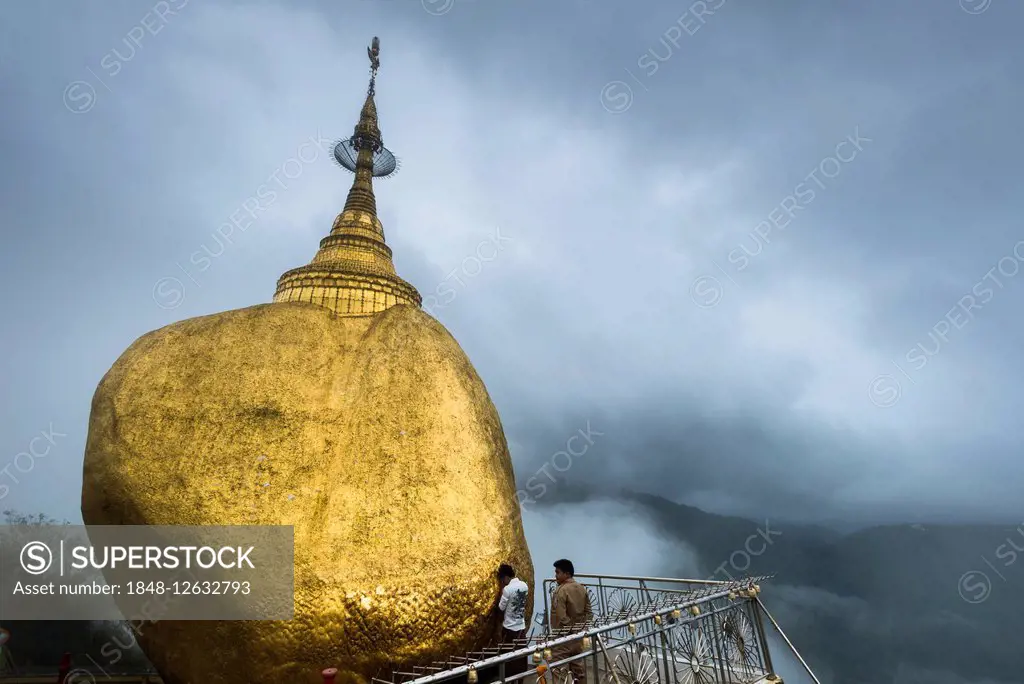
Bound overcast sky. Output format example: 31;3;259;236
2;0;1022;527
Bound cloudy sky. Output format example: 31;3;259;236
2;0;1022;527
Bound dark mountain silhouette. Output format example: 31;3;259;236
618;491;1024;684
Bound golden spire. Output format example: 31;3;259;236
273;37;421;316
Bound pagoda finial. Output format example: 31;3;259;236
339;36;396;215
272;36;420;316
368;36;380;76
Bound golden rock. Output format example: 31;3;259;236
81;38;532;684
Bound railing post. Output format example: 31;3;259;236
709;606;732;684
596;635;624;684
543;579;552;638
323;667;339;684
750;596;775;676
639;579;674;684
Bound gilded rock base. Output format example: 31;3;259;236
82;302;533;684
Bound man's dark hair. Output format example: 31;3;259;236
553;559;575;576
497;563;516;580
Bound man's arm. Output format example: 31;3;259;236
552;586;568;628
582;586;593;623
498;585;510;612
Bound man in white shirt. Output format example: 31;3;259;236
496;563;529;643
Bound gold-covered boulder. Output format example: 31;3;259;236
83;37;533;683
82;301;533;683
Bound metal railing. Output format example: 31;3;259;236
368;575;779;684
543;574;775;684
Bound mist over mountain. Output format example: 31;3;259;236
588;490;1024;684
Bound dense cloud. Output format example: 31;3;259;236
2;2;1022;530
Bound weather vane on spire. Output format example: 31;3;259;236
367;36;381;73
366;37;381;97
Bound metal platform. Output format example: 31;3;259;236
370;573;819;684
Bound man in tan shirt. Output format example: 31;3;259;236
550;559;593;683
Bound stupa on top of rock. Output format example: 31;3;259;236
272;36;420;315
82;36;533;684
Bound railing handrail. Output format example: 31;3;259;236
568;573;733;585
